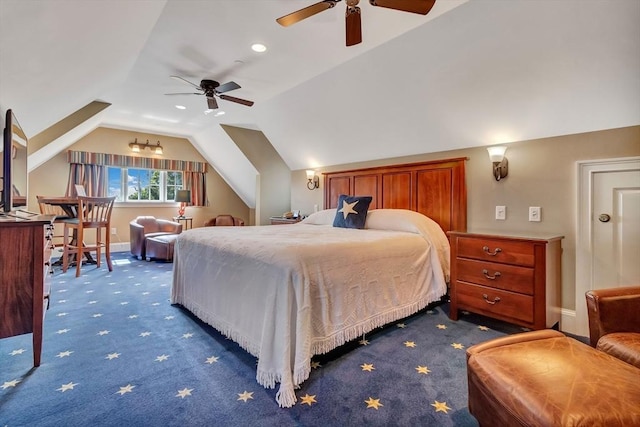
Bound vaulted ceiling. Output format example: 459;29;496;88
1;0;638;208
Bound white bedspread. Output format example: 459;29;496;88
171;209;448;407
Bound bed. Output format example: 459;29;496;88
171;158;467;407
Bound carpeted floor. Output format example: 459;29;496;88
1;252;525;426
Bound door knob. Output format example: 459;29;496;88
598;213;611;223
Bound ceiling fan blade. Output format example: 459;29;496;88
170;75;202;90
219;94;255;107
164;92;202;96
207;96;218;110
345;6;362;47
276;0;340;27
216;81;241;94
369;0;436;15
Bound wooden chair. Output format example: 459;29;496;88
37;195;73;248
62;196;115;277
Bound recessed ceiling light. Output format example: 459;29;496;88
204;109;214;115
214;111;226;117
175;105;186;110
251;43;267;53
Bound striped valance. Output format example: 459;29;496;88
67;150;207;173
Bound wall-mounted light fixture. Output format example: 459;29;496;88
175;189;191;218
487;146;508;181
306;170;320;190
129;138;164;155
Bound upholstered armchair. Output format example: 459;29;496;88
130;216;182;260
204;215;245;227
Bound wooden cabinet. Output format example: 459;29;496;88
448;231;563;330
0;215;54;367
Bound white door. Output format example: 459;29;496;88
575;158;640;337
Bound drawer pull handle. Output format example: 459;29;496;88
482;246;502;256
482;269;501;280
482;294;501;305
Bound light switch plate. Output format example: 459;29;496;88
529;206;541;222
495;206;506;220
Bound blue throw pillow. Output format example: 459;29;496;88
333;195;373;229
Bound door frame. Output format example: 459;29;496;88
574;156;640;337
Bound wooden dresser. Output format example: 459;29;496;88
448;231;563;330
0;214;55;367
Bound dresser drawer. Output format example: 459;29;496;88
455;281;534;324
456;258;534;295
457;236;535;267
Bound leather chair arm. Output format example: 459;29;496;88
129;221;146;258
466;330;563;360
156;219;183;234
586;286;640;347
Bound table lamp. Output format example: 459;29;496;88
175;190;191;218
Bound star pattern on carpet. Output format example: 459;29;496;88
56;329;70;334
176;387;193;398
478;325;489;331
416;365;431;375
182;333;194;339
299;394;317;406
92;313;103;318
205;356;219;364
155;354;170;362
237;391;254;402
140;331;152;337
97;330;110;335
57;312;68;317
56;350;73;358
365;397;383;410
359;338;370;346
338;199;360;219
57;382;78;392
451;343;465;350
310;361;322;369
9;349;26;356
397;323;406;328
431;400;452;413
360;363;375;372
128;315;138;319
1;379;20;389
404;341;416;348
106;353;120;360
437;324;447;329
116;384;135;395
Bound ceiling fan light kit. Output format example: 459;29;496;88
277;0;436;46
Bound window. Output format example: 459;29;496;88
107;167;183;203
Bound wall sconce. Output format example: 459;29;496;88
487;146;509;181
129;138;164;155
306;170;319;190
175;189;191;218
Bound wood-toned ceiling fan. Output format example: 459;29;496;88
165;76;254;110
276;0;436;46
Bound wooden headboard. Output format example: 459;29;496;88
323;157;467;233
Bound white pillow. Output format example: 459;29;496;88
301;208;336;225
364;209;450;279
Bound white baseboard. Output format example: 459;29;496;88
560;308;577;335
111;242;130;253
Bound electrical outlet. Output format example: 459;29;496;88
495;206;506;220
111;227;117;234
529;206;541;222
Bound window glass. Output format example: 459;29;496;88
106;167;182;203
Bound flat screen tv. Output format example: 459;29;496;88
1;109;28;213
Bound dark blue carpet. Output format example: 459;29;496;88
1;252;524;426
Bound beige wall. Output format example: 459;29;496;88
28;127;250;243
222;125;292;225
291;126;640;312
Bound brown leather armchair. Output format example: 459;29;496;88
130;216;182;260
586;285;640;368
204;215;245;227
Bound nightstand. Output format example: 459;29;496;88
448;231;563;330
173;216;193;230
269;216;302;225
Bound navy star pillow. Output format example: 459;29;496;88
333;195;373;229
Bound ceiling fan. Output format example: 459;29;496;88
276;0;436;47
165;76;254;110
